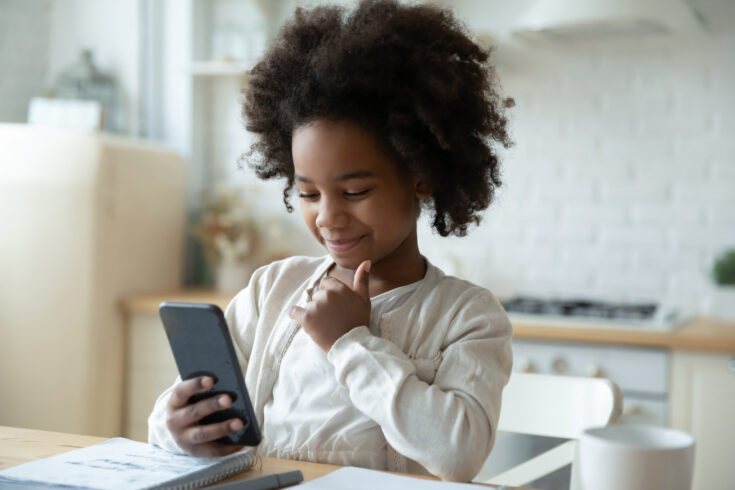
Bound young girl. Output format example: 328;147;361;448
148;0;514;482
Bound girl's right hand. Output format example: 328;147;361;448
166;376;245;457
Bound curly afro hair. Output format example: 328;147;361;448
241;0;513;237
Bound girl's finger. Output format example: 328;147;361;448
318;276;352;295
172;394;232;429
289;304;307;323
168;376;213;409
318;275;346;289
182;417;245;447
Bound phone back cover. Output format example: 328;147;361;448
159;302;261;446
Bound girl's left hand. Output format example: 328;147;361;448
289;260;371;352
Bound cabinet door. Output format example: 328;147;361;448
124;313;180;442
670;351;735;490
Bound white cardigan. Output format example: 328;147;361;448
148;255;513;482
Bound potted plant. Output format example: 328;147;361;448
192;184;263;292
705;248;735;322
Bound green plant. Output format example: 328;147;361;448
712;249;735;286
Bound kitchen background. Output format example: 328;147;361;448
1;1;734;489
2;0;733;312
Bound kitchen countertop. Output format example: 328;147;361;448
120;290;735;353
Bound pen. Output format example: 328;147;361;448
206;470;304;489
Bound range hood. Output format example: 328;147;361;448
513;0;703;41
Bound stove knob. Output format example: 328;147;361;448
517;359;535;373
552;357;569;374
586;364;603;378
623;404;642;416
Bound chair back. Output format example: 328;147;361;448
480;372;623;488
498;372;623;439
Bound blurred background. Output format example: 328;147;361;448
1;1;734;489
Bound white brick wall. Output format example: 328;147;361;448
0;0;53;123
419;22;735;312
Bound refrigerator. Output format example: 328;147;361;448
0;123;187;437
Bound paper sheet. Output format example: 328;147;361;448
0;437;252;489
298;467;485;490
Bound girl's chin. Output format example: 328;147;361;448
327;251;374;271
330;256;365;271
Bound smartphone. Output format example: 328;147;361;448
159;301;262;446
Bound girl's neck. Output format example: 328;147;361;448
329;229;426;298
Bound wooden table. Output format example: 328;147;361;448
0;426;516;488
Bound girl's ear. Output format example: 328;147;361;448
414;180;432;199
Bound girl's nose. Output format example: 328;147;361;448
315;196;349;229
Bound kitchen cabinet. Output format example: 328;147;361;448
123;313;179;442
670;351;735;490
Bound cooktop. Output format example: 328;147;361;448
500;296;689;331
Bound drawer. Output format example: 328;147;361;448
512;340;669;395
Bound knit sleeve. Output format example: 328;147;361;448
326;289;512;481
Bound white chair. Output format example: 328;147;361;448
480;372;623;489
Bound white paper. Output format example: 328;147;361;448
297;467;484;490
0;437;253;489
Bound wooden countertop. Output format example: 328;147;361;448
512;317;735;353
121;290;735;353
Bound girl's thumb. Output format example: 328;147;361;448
353;260;371;299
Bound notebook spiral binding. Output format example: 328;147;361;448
152;450;257;490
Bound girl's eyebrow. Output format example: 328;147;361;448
294;170;375;183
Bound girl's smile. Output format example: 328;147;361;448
323;235;366;253
291;119;430;294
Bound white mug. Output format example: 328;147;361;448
578;425;695;490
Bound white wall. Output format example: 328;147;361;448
0;0;141;135
46;0;142;135
0;0;53;123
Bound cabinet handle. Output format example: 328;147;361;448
728;357;735;373
586;364;603;378
552;357;569;374
517;360;535;373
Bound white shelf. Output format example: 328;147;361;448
186;61;252;76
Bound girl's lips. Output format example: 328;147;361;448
324;235;364;252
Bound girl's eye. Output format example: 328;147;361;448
344;189;371;197
298;192;319;199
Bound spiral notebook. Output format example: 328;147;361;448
0;437;256;489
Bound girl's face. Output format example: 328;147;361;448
292;119;425;273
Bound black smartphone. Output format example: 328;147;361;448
159;301;262;446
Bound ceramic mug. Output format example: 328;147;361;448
578;425;695;490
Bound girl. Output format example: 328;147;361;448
149;0;514;482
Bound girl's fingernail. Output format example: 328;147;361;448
219;395;229;407
230;419;243;431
